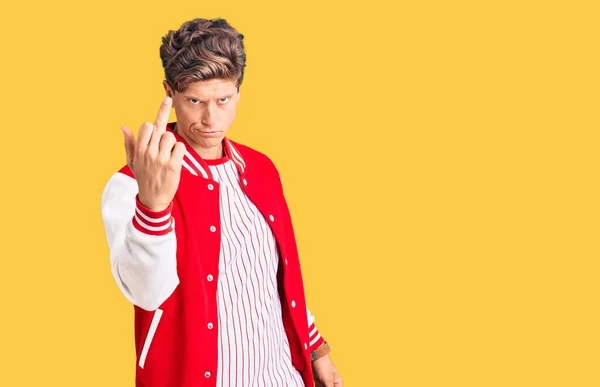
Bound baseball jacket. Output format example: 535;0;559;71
101;122;324;387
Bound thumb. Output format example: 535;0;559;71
121;126;135;170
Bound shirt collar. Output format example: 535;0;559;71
166;122;246;181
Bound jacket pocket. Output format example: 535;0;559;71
138;308;163;369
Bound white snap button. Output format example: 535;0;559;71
304;343;308;350
285;258;288;265
207;322;213;329
207;274;214;282
204;371;211;378
243;178;247;186
291;300;296;308
210;225;216;232
269;215;274;221
208;184;214;190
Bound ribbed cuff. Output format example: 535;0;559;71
308;323;325;351
132;195;173;236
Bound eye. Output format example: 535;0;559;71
189;99;200;105
218;96;230;104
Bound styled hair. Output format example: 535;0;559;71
159;18;247;93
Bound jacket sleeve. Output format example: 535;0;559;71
307;307;326;351
100;171;179;311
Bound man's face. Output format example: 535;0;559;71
164;78;240;158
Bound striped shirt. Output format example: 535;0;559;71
207;156;305;387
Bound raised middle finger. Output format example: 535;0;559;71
148;96;172;153
154;96;172;134
136;121;154;154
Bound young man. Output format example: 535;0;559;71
101;18;342;387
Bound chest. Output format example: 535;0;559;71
209;162;280;278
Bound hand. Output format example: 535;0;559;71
121;97;186;212
312;355;343;387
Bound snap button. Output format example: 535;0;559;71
291;300;296;308
304;343;308;350
210;225;216;232
243;178;247;186
204;371;211;378
208;183;214;190
207;274;214;282
269;215;274;222
208;322;214;329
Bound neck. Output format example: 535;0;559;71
196;143;224;160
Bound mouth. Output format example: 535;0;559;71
197;130;222;137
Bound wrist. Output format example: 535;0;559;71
310;341;331;362
138;195;170;212
132;194;174;236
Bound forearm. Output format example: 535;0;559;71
113;202;178;310
102;172;179;311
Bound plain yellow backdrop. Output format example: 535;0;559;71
1;0;598;386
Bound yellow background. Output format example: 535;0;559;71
1;0;598;386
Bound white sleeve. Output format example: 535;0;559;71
100;172;179;311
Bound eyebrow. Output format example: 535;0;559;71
183;94;234;102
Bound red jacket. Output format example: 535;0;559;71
102;123;321;386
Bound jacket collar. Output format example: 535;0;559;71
166;122;246;181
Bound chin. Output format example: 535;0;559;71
198;134;224;145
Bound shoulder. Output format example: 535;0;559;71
227;139;285;192
101;165;137;204
227;139;279;172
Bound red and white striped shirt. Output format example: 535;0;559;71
208;156;305;386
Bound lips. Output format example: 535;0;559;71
197;130;222;137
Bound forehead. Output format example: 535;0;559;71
182;79;238;97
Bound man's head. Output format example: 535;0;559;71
159;18;246;159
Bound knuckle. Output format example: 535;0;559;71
161;135;176;148
135;146;144;158
167;158;181;170
145;149;157;161
158;151;170;164
140;121;153;133
167;157;178;167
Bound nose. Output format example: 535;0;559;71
201;103;216;127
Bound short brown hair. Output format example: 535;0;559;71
159;18;247;93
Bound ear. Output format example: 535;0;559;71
163;80;174;98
